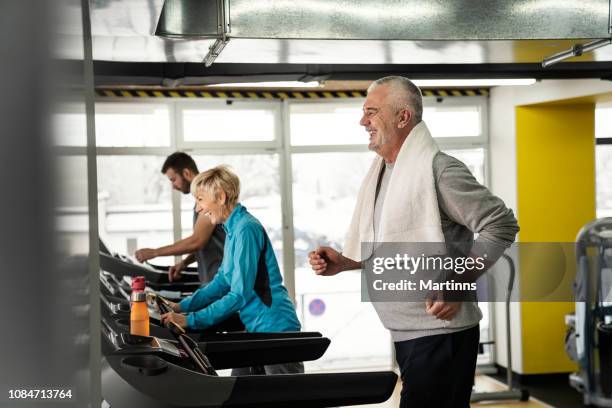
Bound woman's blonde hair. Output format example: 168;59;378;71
190;165;240;208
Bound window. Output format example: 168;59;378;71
292;151;391;370
290;101;365;146
53;104;87;147
178;100;278;143
424;105;481;137
97;156;174;265
290;99;485;145
298;276;391;371
596;104;612;139
95;103;171;147
292;152;374;252
181;154;282;271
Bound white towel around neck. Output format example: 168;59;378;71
343;121;446;261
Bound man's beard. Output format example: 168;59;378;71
180;178;190;194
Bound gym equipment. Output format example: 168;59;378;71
101;314;331;370
101;289;329;361
99;237;245;334
471;254;530;403
99;249;336;370
99;240;398;407
99;238;200;293
100;268;193;303
101;294;397;407
100;270;244;338
567;218;612;407
102;330;397;407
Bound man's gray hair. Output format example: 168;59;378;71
368;76;423;125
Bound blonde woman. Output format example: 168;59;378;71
161;165;302;374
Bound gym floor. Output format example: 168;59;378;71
361;375;583;407
488;373;587;408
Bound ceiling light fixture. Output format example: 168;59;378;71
207;81;321;88
413;79;536;87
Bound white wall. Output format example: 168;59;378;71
487;78;612;374
489;85;522;372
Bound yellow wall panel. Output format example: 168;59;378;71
516;104;595;242
516;103;595;374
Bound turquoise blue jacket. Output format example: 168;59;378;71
179;204;301;332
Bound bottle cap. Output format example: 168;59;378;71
131;276;146;291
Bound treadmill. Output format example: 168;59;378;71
101;313;331;372
99;237;244;333
98;250;321;342
100;240;397;406
102;317;397;407
99;246;330;357
99;238;201;295
100;269;247;339
100;282;322;341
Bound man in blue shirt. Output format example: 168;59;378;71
161;165;302;374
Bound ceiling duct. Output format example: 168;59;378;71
156;0;611;41
155;0;225;38
82;0;612;69
155;0;230;66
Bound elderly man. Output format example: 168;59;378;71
135;152;225;285
309;76;519;407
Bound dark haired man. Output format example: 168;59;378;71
135;152;225;285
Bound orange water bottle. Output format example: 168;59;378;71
130;276;149;336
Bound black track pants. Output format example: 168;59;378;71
395;325;480;408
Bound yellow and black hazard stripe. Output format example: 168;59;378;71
96;88;488;99
422;89;488;97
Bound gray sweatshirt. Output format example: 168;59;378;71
372;152;519;342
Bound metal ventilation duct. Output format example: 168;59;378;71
79;0;612;64
156;0;611;40
155;0;221;38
